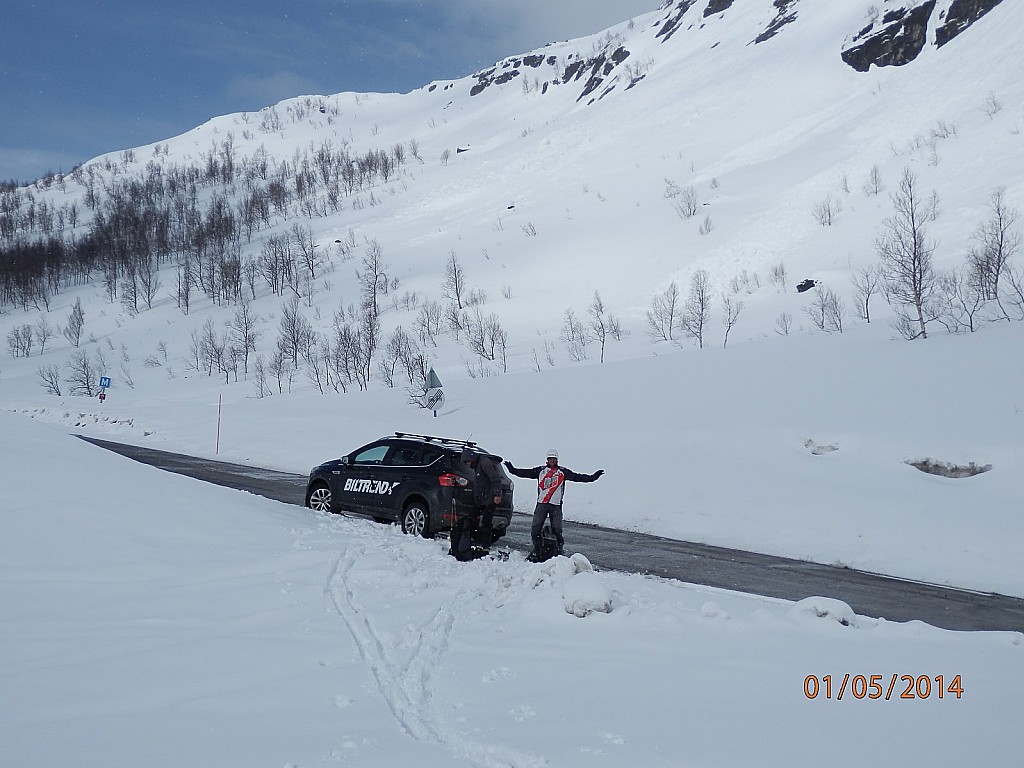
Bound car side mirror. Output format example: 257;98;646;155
340;455;351;465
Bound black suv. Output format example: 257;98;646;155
304;433;514;539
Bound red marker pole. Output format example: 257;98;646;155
215;394;223;455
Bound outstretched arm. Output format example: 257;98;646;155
563;468;604;483
504;461;541;480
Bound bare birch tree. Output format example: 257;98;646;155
876;168;938;339
62;297;85;348
721;294;743;348
681;269;712;348
850;265;881;323
968;188;1021;320
442;249;467;310
587;291;621;363
225;300;262;375
647;281;681;342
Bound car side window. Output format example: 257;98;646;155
421;446;444;466
352;445;389;465
385;445;421;466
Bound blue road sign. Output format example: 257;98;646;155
99;376;112;388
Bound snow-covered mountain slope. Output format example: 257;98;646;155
4;7;1024;763
2;0;1023;593
10;0;1020;328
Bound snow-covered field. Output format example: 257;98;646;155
3;1;1024;764
8;316;1024;597
2;411;1022;767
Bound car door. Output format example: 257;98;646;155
336;442;391;515
376;442;425;520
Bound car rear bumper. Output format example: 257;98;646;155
442;502;513;529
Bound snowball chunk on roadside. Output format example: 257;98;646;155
563;570;612;617
789;596;858;627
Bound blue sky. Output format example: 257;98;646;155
1;0;659;183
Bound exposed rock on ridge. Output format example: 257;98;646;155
703;0;736;17
753;0;800;44
468;0;1008;102
841;1;937;72
840;0;1003;72
935;0;1004;47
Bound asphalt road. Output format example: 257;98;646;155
77;435;1024;633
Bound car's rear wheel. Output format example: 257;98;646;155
308;482;332;513
401;502;431;538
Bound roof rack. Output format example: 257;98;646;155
394;432;478;447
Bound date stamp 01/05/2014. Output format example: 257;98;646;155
803;674;964;701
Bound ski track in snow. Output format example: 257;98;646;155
324;539;547;768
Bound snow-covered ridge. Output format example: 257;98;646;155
842;0;1005;72
449;0;1005;107
2;0;1023;599
4;4;1024;764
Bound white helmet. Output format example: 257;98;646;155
546;448;559;460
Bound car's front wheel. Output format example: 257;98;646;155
307;482;332;513
401;502;431;538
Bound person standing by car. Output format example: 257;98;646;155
450;450;503;561
504;449;603;561
472;451;504;550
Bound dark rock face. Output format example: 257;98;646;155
469;53;555;97
655;0;699;42
840;1;937;72
468;0;1006;101
564;46;632;102
753;0;800;44
493;70;520;86
935;0;1003;47
468;41;629;103
469;68;497;97
703;0;735;17
470;55;548;96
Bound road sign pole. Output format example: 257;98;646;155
215;394;223;454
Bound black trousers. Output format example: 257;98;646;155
476;503;495;546
530;502;564;550
450;504;494;560
450;513;478;560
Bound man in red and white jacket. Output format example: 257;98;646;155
504;449;603;561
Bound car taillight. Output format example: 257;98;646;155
439;473;469;487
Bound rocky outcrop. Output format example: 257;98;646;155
468;43;632;104
563;46;632;102
935;0;1003;47
703;0;735;17
469;54;559;97
840;1;937;72
753;0;800;44
471;0;1004;100
655;0;699;43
